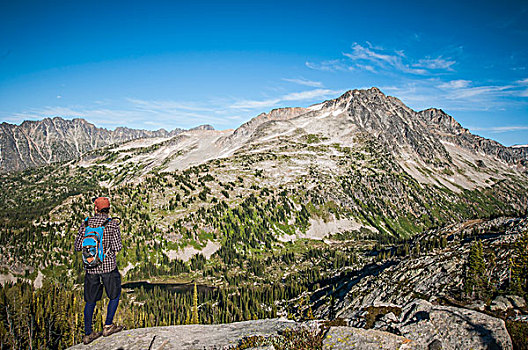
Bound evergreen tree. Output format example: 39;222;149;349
464;240;486;299
510;230;528;296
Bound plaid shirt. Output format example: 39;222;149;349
75;213;123;274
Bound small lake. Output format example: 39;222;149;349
122;281;215;293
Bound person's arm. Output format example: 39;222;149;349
108;222;123;253
74;221;86;251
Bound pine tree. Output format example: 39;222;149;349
464;240;486;299
510;230;528;296
191;283;199;324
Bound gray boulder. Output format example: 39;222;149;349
506;295;526;309
490;296;514;313
393;299;512;350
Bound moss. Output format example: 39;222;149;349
506;320;528;350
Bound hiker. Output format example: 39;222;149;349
74;196;124;345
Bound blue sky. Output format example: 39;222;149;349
0;0;527;145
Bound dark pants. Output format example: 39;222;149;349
83;269;121;335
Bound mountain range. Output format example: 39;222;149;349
1;87;527;349
2;88;526;176
0;117;187;172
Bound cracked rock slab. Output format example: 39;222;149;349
68;318;296;350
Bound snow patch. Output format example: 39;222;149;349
33;270;44;289
278;217;364;242
121;262;137;276
0;273;17;286
165;241;220;262
332;108;345;116
308;103;324;111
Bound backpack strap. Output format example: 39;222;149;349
102;218;112;227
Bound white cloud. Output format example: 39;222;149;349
342;43;432;75
230;89;342;110
438;80;471;89
126;98;215;112
308;42;457;76
445;85;513;99
281;89;340;101
230;98;280;109
517;78;528;85
282;78;323;87
471;126;528;133
414;57;456;70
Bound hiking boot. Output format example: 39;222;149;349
102;323;123;337
83;331;102;345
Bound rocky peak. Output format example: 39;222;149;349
419;108;468;135
190;124;215;131
216;106;307;148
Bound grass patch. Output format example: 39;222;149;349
365;305;402;329
234;327;324;350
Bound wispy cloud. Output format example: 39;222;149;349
230;89;342;109
282;78;323;87
413;57;456;70
7;100;227;130
438;80;471;89
470;125;528;133
126;98;215;112
308;42;457;76
305;59;350;72
6;87;347;130
380;78;527;113
445;85;514;99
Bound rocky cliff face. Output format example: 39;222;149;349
0;117;183;172
419;108;528;166
310;217;526;318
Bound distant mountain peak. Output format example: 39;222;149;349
0;116;188;172
190;124;215;131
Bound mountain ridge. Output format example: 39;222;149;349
0;116;188;172
2;88;526;174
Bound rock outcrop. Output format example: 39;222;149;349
312;217;528;320
68;318;297;350
419;108;528;166
375;299;513;350
67;308;513;350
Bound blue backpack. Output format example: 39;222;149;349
81;217;112;267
